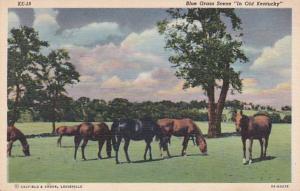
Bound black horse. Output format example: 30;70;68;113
111;119;161;164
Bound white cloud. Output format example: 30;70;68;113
250;35;291;78
121;28;165;55
8;11;20;31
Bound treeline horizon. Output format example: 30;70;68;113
14;97;291;124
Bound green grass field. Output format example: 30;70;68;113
8;122;291;183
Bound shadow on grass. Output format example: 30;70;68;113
251;156;276;164
81;156;114;161
9;155;28;158
59;145;74;148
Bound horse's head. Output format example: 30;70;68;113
196;136;207;154
23;144;30;156
234;110;249;132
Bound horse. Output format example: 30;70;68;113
234;110;272;164
157;118;207;157
7;126;30;157
74;122;112;160
56;125;79;147
111;119;161;164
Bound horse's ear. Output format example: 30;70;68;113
239;110;243;115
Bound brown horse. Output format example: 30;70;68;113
7;126;30;157
56;125;79;147
234;110;272;164
157;118;207;157
74;122;112;160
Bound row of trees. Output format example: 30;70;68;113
8;26;80;133
16;97;291;124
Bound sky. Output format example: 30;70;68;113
8;8;291;108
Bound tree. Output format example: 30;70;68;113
7;26;49;125
36;49;80;133
158;9;248;137
108;98;133;120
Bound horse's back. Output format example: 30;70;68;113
78;122;94;136
94;122;110;136
7;126;25;141
173;118;196;133
251;115;272;138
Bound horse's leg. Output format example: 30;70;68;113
259;138;263;159
248;138;253;164
57;135;62;147
242;138;247;164
7;141;13;157
148;141;152;160
115;136;122;164
181;136;189;156
124;138;131;163
191;135;196;146
74;135;82;160
144;140;149;161
264;136;269;158
81;138;89;160
166;144;171;158
98;139;105;160
159;140;163;158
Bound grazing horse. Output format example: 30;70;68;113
234;110;272;164
7;126;30;157
74;122;112;160
111;119;161;164
56;125;79;147
157;118;207;157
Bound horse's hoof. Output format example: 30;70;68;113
243;158;247;164
248;160;252;165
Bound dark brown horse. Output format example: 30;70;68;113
74;122;112;160
157;118;207;157
56;125;79;147
234;111;272;164
7;126;30;157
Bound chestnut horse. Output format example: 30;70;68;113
7;126;30;157
56;125;79;147
157;118;207;157
74;122;112;160
234;111;272;164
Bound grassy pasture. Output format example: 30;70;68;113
8;122;290;183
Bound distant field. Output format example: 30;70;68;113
8;122;290;182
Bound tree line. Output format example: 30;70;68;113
15;97;291;124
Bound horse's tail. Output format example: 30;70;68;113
106;130;112;158
55;127;60;135
268;120;272;135
111;122;117;151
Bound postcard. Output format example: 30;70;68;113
0;0;299;190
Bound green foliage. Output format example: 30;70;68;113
7;26;49;125
157;8;248;92
282;114;291;123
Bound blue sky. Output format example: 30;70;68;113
8;9;291;108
